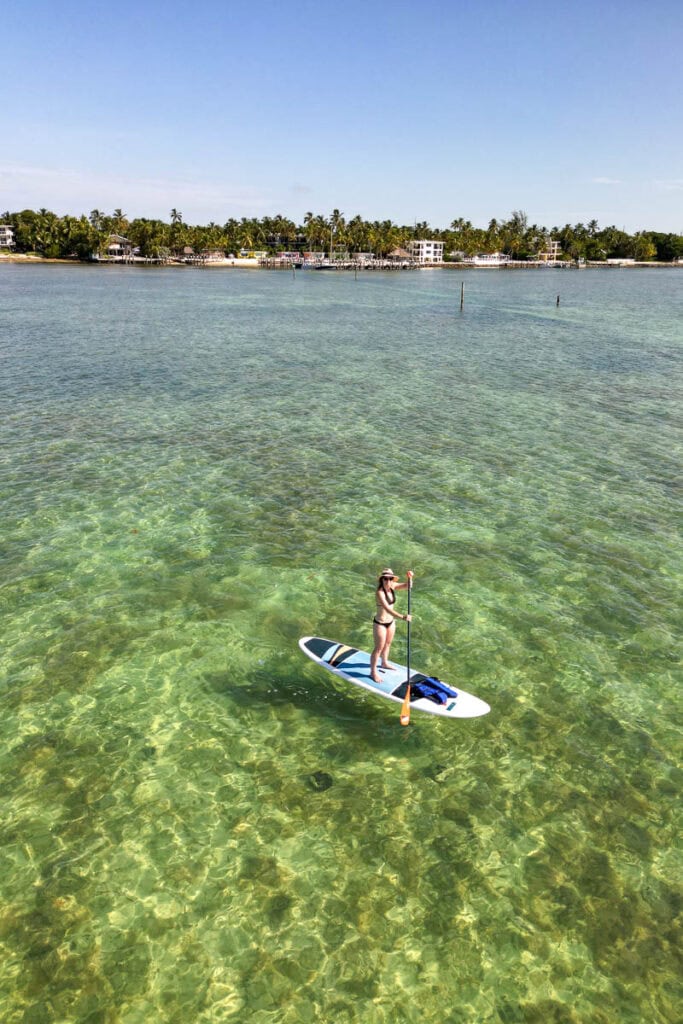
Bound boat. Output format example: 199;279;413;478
463;252;511;267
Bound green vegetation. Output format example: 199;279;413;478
2;206;682;263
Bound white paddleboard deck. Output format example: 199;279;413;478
299;636;490;719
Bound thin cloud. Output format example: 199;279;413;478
0;163;274;220
592;177;622;186
290;183;314;196
653;179;683;191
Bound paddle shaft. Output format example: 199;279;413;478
406;583;411;679
400;577;413;725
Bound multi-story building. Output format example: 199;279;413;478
0;224;15;249
538;240;562;263
407;239;444;263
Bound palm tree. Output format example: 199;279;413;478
223;218;239;253
369;220;401;257
328;209;345;258
87;209;108;256
274;214;296;249
237;218;266;251
170;209;183;225
485;218;501;252
346;215;368;254
34;209;60;256
501;210;529;258
204;221;223;248
112;209;128;233
303;213;327;252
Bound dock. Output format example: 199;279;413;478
259;257;420;271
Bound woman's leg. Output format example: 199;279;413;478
370;622;384;682
380;621;396;669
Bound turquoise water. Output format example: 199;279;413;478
0;264;681;1023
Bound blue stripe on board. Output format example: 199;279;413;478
321;643;340;664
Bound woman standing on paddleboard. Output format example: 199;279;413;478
370;568;413;683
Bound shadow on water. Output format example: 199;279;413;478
200;655;439;754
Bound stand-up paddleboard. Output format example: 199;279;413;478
299;637;490;719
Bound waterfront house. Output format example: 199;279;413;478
0;224;15;249
407;239;444;263
105;234;135;259
200;249;227;262
538;240;562;263
387;247;414;261
173;246;228;264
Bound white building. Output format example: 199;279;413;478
105;233;135;259
538;240;562;263
0;224;15;249
407;239;444;263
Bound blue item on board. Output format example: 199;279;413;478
411;676;457;705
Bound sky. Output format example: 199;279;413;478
3;0;682;232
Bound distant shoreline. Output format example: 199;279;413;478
0;253;262;268
1;252;680;270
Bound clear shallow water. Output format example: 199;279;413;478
0;264;681;1023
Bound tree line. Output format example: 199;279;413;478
2;206;682;262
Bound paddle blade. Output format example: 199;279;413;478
400;685;411;726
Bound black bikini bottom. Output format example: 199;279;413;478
373;618;394;628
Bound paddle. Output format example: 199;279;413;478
400;574;413;726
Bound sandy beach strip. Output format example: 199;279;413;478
0;253;264;267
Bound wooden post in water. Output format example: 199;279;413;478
460;281;465;311
556;294;560;307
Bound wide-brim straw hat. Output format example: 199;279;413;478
379;568;398;579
